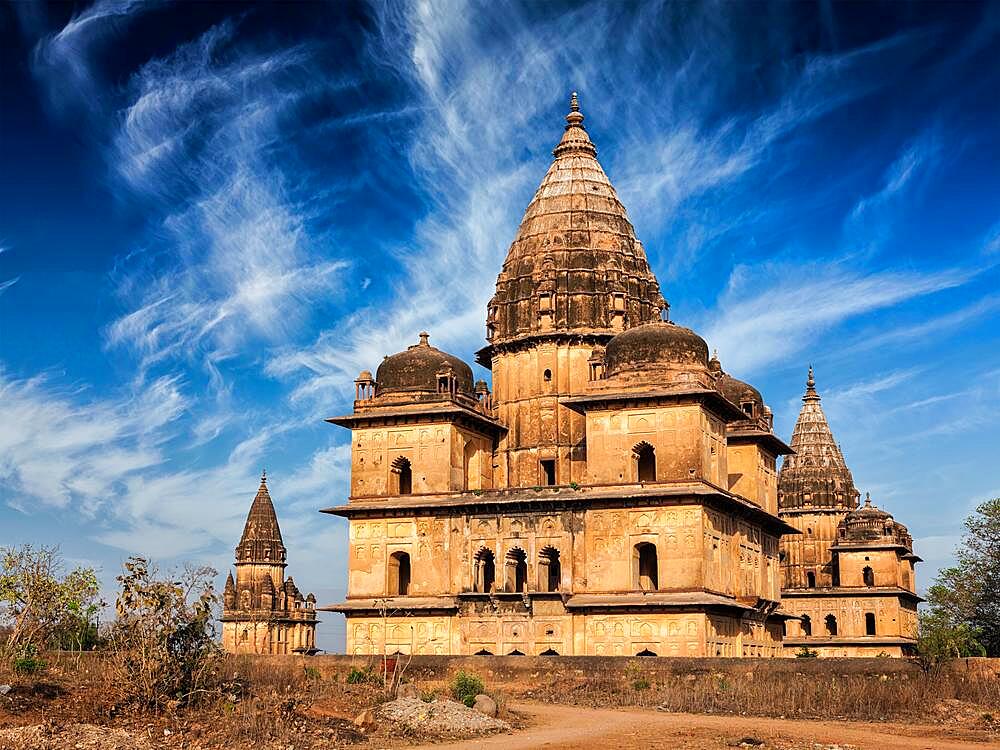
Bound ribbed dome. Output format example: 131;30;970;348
718;372;763;410
840;493;912;546
778;367;859;511
486;93;666;345
376;332;473;395
604;321;709;378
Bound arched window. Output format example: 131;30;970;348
507;649;525;656
863;566;875;587
474;648;493;655
388;551;411;596
474;548;495;593
800;615;812;636
505;547;528;592
825;614;838;636
543;369;552;383
391;456;412;495
633;441;656;482
539;547;561;592
634;542;658;591
463;441;478;491
636;648;657;657
865;612;876;636
539;648;559;656
806;571;816;588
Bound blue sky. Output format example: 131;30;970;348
1;1;998;650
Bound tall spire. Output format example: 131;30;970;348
485;93;663;347
236;472;286;564
778;367;859;511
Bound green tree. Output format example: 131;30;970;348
0;545;102;665
915;611;985;671
924;498;1000;656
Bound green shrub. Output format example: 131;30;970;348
632;678;650;691
794;645;819;658
347;667;374;684
303;666;322;681
451;670;485;707
12;643;46;675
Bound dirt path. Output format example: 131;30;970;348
412;702;1000;750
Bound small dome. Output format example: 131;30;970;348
604;322;709;378
718;372;764;411
357;370;373;380
376;332;474;395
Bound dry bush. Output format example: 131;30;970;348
553;664;1000;721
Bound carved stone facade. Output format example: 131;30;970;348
221;475;318;655
778;370;921;657
322;95;798;657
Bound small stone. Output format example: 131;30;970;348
0;685;10;696
353;708;375;729
396;682;420;700
472;694;498;717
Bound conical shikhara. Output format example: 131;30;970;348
221;473;318;655
224;94;919;658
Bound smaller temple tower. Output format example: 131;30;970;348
221;473;318;654
778;368;921;656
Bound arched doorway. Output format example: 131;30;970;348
825;614;838;636
538;547;561;592
474;548;495;593
865;612;877;636
391;456;412;495
505;548;528;592
633;442;656;482
863;566;875;587
634;542;658;591
388;551;411;596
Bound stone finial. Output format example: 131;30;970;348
260;468;267;484
566;91;584;127
418;331;430;346
803;365;820;402
864;492;872;508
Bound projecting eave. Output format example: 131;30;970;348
561;386;748;423
781;586;924;603
782;635;917;647
564;591;773;615
828;542;916;555
725;429;793;456
321;480;798;535
320;596;459;614
326;402;506;437
475;330;615;369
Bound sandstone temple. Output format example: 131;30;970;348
777;368;921;656
321;93;804;657
221;474;318;654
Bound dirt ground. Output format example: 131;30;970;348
414;702;1000;750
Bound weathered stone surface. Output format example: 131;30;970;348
473;693;498;717
396;681;420;700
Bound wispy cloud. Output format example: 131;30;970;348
702;263;974;375
0;370;184;513
104;22;349;375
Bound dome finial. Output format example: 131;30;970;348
261;468;267;484
565;91;584;128
418;331;430;346
864;491;872;508
803;365;820;401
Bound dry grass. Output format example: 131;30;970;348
544;664;1000;722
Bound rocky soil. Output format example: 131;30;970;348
376;697;510;737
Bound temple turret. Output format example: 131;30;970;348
778;367;859;511
221;474;318;654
